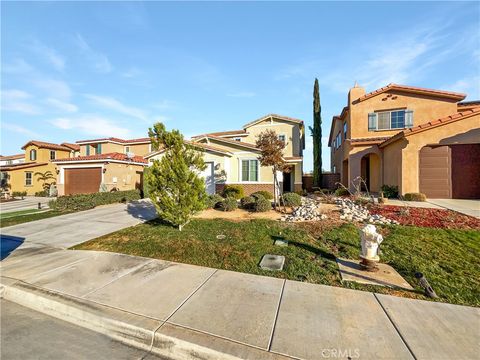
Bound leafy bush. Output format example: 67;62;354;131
49;190;141;212
222;185;244;199
251;193;265;202
12;191;27;199
254;198;271;212
381;185;399;199
403;193;427;202
251;191;273;200
35;190;49;197
282;192;302;207
218;197;238;212
240;196;255;209
335;188;350;197
206;194;224;209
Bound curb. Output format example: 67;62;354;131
0;279;241;360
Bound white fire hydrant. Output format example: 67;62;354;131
359;224;383;270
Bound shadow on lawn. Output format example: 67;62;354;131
278;237;337;261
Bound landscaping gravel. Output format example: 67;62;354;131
336;198;399;225
281;197;327;222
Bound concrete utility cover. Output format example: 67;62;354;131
336;258;413;290
259;254;285;271
274;239;288;246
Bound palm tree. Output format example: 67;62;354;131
34;170;56;191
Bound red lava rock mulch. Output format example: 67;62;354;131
369;205;480;230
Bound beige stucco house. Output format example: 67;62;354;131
146;114;305;195
52;137;150;195
329;83;480;199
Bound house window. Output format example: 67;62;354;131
343;122;347;140
25;172;32;186
6;160;12;165
50;150;56;160
125;146;130;153
335;132;341;149
86;146;90;156
278;134;286;143
233;138;242;142
368;110;413;131
241;159;259;182
95;144;102;154
29;149;37;161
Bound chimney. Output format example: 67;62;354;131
348;82;366;105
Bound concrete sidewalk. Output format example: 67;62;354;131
427;198;480;218
0;196;51;212
1;247;478;360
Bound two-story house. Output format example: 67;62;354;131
329;83;480;199
52;137;150;195
0;141;80;195
145;114;305;195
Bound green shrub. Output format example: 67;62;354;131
218;197;238;212
206;194;224;209
49;190;141;212
381;185;399;199
240;196;255;209
335;188;350;197
35;190;49;197
251;193;265;202
282;192;302;207
254;198;271;212
251;191;273;200
12;191;27;199
403;193;427;202
222;185;244;199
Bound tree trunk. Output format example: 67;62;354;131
273;170;277;210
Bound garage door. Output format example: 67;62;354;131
419;146;451;198
451;144;480;199
64;167;102;195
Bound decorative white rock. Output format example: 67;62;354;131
359;224;383;263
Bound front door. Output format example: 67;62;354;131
201;162;215;195
282;171;291;192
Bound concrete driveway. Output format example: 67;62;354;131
1;196;51;213
427;199;480;218
1;200;157;251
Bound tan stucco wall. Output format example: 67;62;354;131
128;143;150;157
394;114;480;194
23;145;70;163
79;142;123;156
6;163;57;195
382;139;405;189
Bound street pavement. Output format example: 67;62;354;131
1;201;479;359
0;196;51;213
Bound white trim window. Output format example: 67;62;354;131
30;149;37;161
278;134;286;143
50;150;56;160
25;171;33;186
368;110;413;131
125;146;130;154
241;159;259;182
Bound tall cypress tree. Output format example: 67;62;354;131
309;78;322;188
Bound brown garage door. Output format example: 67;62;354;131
65;167;102;195
451;144;480;199
419;146;451;198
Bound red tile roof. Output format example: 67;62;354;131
60;142;80;151
0;153;24;160
380;107;480;148
21;141;73;151
349;136;391;144
0;162;48;171
52;152;148;164
75;137;150;144
191;129;247;139
354;83;466;103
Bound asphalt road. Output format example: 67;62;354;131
0;300;165;360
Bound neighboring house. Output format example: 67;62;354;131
146;114;305;195
51;137;151;195
0;154;25;166
329;83;480;199
0;141;79;195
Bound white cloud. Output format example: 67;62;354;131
30;40;65;71
2;58;33;74
227;92;256;98
45;98;78;113
152;99;174;110
84;94;148;121
1;89;41;115
121;67;142;78
33;78;72;100
2;122;41;137
50;115;131;138
75;33;112;73
442;76;480;100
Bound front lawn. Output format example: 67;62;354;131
0;210;70;228
73;219;480;307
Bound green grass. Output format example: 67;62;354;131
0;210;70;228
73;219;480;307
0;209;43;219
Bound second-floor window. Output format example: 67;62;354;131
86;146;90;156
368;110;413;131
125;146;130;154
278;134;286;143
335;132;341;149
95;144;102;154
50;150;56;160
30;149;37;161
343;122;347;140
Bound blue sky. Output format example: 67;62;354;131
1;1;479;171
